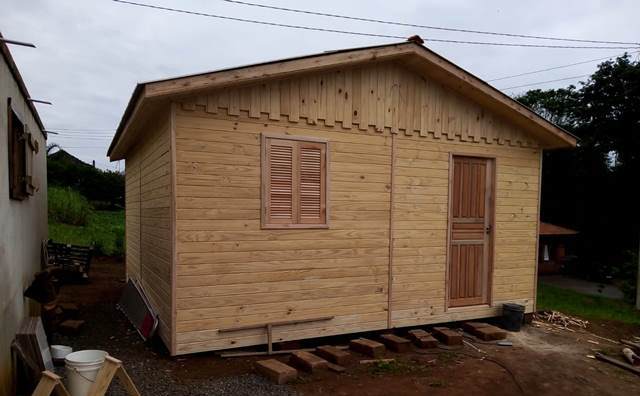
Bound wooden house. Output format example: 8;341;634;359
0;34;48;394
107;40;576;355
538;222;578;275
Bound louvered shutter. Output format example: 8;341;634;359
298;142;326;224
265;138;295;224
263;136;327;227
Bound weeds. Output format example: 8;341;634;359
48;186;92;226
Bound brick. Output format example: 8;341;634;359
474;326;507;341
379;334;412;353
289;351;328;373
462;322;507;341
349;338;385;358
59;320;84;335
432;327;463;346
408;330;438;348
462;322;491;333
316;345;352;366
326;362;346;373
255;359;297;384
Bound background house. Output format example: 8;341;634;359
538;222;578;275
0;34;48;394
108;40;576;355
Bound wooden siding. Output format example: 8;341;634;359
168;61;540;354
182;62;538;148
124;111;173;349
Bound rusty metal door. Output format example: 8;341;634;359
448;156;494;308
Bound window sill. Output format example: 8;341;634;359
262;224;330;230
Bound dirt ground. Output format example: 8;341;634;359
51;257;640;395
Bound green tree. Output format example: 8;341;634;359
517;54;640;283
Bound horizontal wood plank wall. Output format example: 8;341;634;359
173;112;391;354
173;60;540;354
391;139;538;327
125;113;173;350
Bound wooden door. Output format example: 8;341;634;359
448;156;494;308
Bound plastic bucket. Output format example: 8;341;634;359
502;303;525;332
64;350;108;396
51;345;72;360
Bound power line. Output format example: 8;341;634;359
487;50;640;82
499;74;590;90
112;1;640;49
47;127;115;131
53;136;113;140
217;0;640;46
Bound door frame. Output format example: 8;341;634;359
444;152;497;311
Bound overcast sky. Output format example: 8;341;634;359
3;0;640;170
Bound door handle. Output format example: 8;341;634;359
485;225;492;234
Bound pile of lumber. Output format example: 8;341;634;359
534;311;589;329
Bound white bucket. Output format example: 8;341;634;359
64;350;108;396
51;345;72;360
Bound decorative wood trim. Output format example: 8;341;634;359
174;63;544;152
444;153;454;312
169;102;178;356
387;133;396;328
533;150;543;311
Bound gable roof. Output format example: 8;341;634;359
539;222;578;236
0;32;45;137
108;40;577;160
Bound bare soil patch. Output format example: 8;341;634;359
52;257;640;395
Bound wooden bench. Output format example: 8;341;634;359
46;240;93;279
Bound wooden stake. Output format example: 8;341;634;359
595;352;640;376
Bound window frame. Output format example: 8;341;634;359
261;133;330;229
7;98;29;201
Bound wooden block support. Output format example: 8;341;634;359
316;345;352;366
474;326;507;341
255;359;298;384
407;329;438;348
432;327;463;346
379;334;412;353
59;320;84;335
462;322;491;333
327;362;346;373
463;322;507;341
349;338;385;358
289;351;328;373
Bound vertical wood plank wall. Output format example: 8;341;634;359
156;60;538;354
124;112;173;348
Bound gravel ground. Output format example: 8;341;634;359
50;258;296;396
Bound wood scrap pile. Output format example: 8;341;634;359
533;311;589;330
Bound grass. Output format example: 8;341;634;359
49;210;124;256
537;282;640;325
48;186;92;226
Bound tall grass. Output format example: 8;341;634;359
49;211;125;256
48;186;125;256
48;186;92;226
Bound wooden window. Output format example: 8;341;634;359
7;98;30;200
262;134;328;228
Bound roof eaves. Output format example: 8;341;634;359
0;32;46;137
